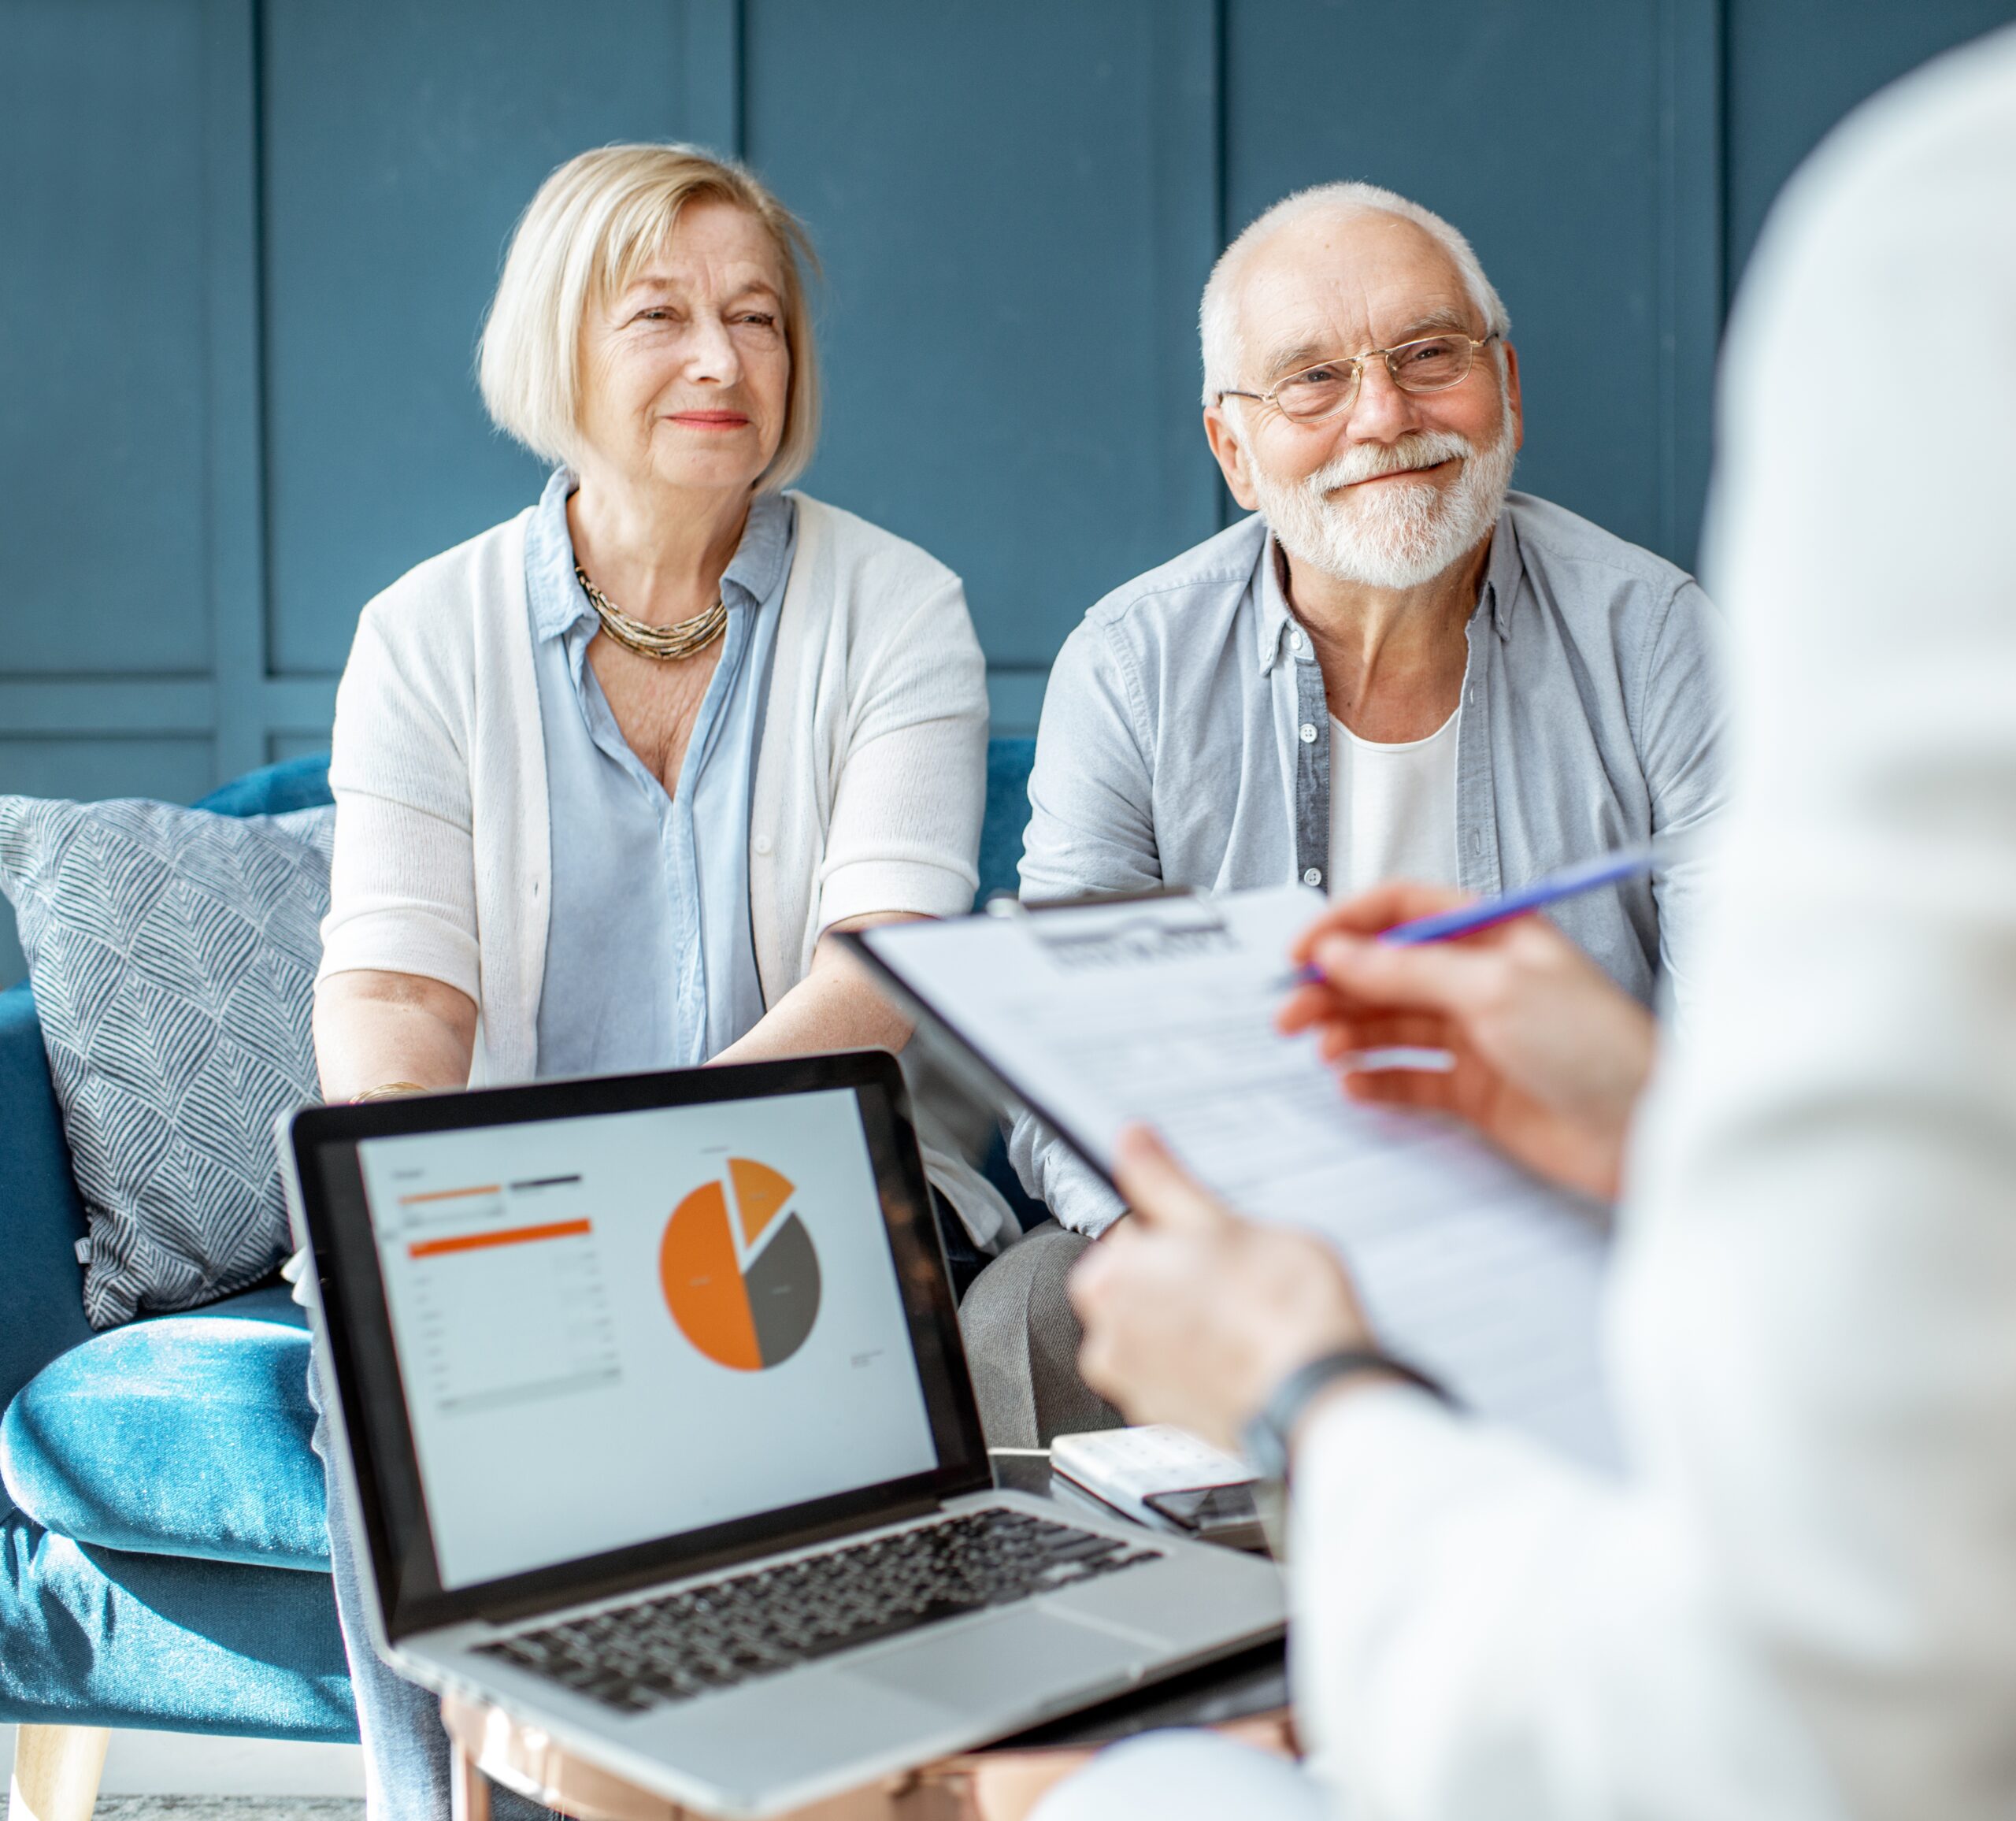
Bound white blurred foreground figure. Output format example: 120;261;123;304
1037;28;2016;1821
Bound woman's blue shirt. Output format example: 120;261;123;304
524;467;794;1076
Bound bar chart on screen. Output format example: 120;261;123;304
392;1175;622;1418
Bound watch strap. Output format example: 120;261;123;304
1240;1347;1455;1482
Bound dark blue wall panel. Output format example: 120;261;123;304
0;0;211;673
1228;0;1714;567
747;0;1222;693
1727;2;2016;276
261;1;716;674
3;0;2016;992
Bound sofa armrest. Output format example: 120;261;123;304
194;754;331;818
0;983;91;1435
0;758;334;1436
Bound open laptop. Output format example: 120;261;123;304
282;1051;1285;1819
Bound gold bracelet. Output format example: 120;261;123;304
352;1081;429;1103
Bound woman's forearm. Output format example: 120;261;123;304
313;968;480;1102
711;913;918;1066
315;914;910;1097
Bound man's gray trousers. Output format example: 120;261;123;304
957;1221;1125;1449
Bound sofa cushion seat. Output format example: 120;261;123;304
0;1511;354;1737
0;1283;326;1571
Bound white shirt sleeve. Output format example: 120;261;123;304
813;572;988;930
317;602;482;1002
1287;36;2016;1821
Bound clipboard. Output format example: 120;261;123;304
837;888;1210;1197
839;886;1625;1471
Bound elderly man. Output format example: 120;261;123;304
960;183;1725;1446
1031;33;2016;1814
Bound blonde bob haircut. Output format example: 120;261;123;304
479;143;821;490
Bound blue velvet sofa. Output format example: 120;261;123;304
0;740;1036;1751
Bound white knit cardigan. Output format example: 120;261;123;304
317;490;1006;1243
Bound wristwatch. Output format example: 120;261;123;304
1240;1348;1454;1484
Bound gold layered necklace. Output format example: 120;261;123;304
574;564;728;662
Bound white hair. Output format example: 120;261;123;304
478;143;821;487
1199;182;1510;404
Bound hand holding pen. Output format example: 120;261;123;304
1277;839;1669;982
1274;878;1660;1203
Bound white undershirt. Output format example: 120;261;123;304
1327;709;1460;898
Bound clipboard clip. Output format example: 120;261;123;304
984;885;1212;917
982;888;1233;971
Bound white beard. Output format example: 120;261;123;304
1252;400;1517;591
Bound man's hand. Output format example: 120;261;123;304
1069;1126;1371;1452
1278;883;1657;1202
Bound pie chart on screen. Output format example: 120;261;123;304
660;1159;821;1371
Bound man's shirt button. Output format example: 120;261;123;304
1299;723;1317;743
1303;868;1322;886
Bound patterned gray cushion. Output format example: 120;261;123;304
0;798;335;1328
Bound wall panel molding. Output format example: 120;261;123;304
0;681;217;737
1151;0;1228;543
682;0;744;157
206;0;271;781
261;677;340;729
1658;0;1725;568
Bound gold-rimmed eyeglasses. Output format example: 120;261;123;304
1217;331;1502;425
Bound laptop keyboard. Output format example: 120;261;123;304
476;1506;1162;1713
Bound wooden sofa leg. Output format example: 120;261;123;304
7;1726;111;1821
449;1732;491;1821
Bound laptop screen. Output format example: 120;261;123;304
290;1055;988;1634
358;1086;939;1589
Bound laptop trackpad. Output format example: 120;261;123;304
844;1608;1146;1714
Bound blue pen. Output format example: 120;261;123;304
1278;839;1666;986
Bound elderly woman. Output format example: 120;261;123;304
306;145;999;1821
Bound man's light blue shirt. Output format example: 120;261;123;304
1012;491;1728;1233
524;468;794;1076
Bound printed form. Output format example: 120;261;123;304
863;886;1620;1470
